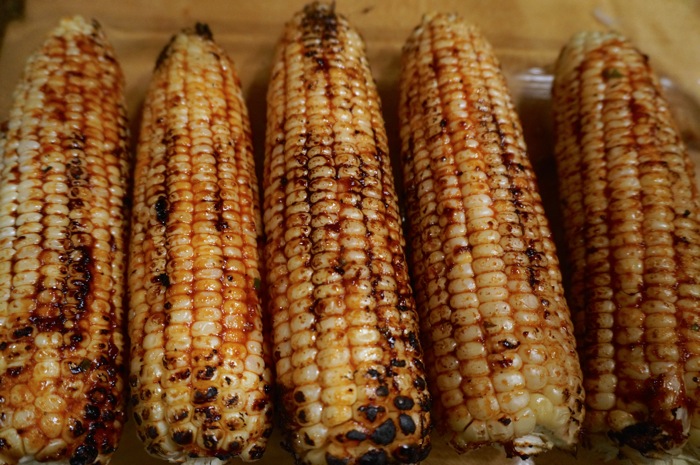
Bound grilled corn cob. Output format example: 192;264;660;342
127;24;272;463
263;3;432;464
0;16;129;465
398;13;584;457
552;31;700;460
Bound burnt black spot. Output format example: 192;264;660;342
419;397;432;412
391;359;406;368
0;342;6;350
358;405;384;422
155;273;170;288
147;426;158;438
393;444;420;463
173;429;193;445
359;449;388;465
303;432;315;446
252;397;268;411
155;196;168;225
84;404;100;420
164;301;172;310
413;377;426;391
394;396;414;410
370;419;396;445
248;445;265;460
203;433;218;449
498;417;512;426
367;368;380;378
7;367;21;377
683;209;691;218
398;414;416;435
375;385;389;397
407;332;420;350
195;23;213;40
70;443;97;465
195;405;222;422
500;339;519;349
439;118;447;128
197;366;216;380
12;327;32;338
346;429;367;441
294;391;306;403
193;386;218;404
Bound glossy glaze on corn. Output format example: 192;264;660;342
0;16;129;465
552;31;700;460
127;24;272;464
398;13;584;457
263;3;432;465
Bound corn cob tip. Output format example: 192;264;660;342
155;23;215;69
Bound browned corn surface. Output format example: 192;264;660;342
263;3;432;464
398;13;584;457
127;24;272;463
0;16;129;465
553;31;700;459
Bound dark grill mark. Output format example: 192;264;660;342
370;419;396;445
155;273;170;288
70;443;97;465
193;386;218;404
155;196;169;225
394;396;414;410
358;449;388;465
173;429;193;445
398;414;416;435
358;404;384;422
12;327;32;338
392;444;420;463
375;385;389;397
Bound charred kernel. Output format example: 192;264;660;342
419;397;431;412
84;404;100;420
203;434;218;449
249;446;265;460
294;390;306;403
154;195;168;224
358;405;384;422
390;359;406;367
413;377;426;390
172;430;193;445
147;426;158;439
155;273;170;287
70;443;98;465
193;386;218;403
358;449;388;465
367;368;380;378
346;429;367;441
12;327;32;338
369;419;396;445
326;453;349;465
398;414;416;435
498;417;512;426
392;444;420;463
393;396;414;410
375;385;389;397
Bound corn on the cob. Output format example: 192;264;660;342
398;13;584;458
263;3;432;464
127;24;273;463
0;16;129;465
552;31;700;460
